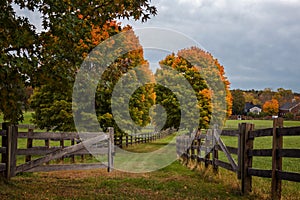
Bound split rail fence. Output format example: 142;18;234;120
114;128;175;148
0;123;114;179
176;118;300;200
0;123;174;180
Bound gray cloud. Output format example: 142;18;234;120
15;1;300;92
124;0;300;92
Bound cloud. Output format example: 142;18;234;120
124;0;300;92
15;0;300;92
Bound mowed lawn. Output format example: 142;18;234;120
225;119;300;130
0;134;262;200
0;114;300;199
222;119;300;199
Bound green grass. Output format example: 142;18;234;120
218;134;300;199
0;161;261;200
1;115;300;199
225;119;300;130
221;119;300;199
0;112;33;125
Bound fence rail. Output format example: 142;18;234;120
0;123;175;179
0;123;115;179
176;118;300;200
113;128;175;148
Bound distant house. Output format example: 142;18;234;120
279;100;300;117
244;102;262;114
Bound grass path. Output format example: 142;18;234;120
0;133;262;200
1;114;299;199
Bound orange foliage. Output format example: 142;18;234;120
263;99;279;115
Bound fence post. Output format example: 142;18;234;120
239;123;254;194
60;139;65;162
45;138;50;165
204;130;212;169
126;135;128;147
1;123;9;177
108;127;114;172
271;118;284;200
71;139;75;163
1;123;9;164
25;128;34;162
212;126;219;174
119;135;123;148
6;125;18;179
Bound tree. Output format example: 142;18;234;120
31;22;155;132
176;47;232;127
0;1;38;123
273;88;294;106
243;92;261;105
1;0;157;124
263;99;279;116
259;88;274;103
95;33;156;134
231;89;245;115
155;47;232;131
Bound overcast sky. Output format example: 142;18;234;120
17;0;300;92
122;0;300;92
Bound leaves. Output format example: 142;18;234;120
263;99;279;116
1;0;156;124
156;47;232;130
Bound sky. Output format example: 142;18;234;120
121;0;300;92
16;0;300;92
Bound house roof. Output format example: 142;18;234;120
245;102;261;110
280;101;300;111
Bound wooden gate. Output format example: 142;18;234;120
0;123;114;179
176;127;239;173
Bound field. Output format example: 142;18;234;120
225;119;300;130
0;134;260;200
0;114;300;199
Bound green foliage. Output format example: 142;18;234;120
1;0;156;125
231;89;245;115
284;112;295;120
30;85;74;131
96;56;155;135
155;47;232;130
0;1;38;123
26;1;156;131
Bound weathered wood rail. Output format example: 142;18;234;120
114;128;175;148
0;123;114;179
176;118;300;200
0;123;174;179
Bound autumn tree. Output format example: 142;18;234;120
31;21;155;132
176;47;232;127
243;92;261;105
155;47;232;131
1;0;156;124
263;99;279;116
95;29;156;134
259;88;274;103
273;88;294;106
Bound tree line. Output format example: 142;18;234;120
231;88;300;116
1;1;232;135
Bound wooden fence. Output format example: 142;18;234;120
0;123;174;180
114;128;175;148
176;118;300;200
0;123;114;179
